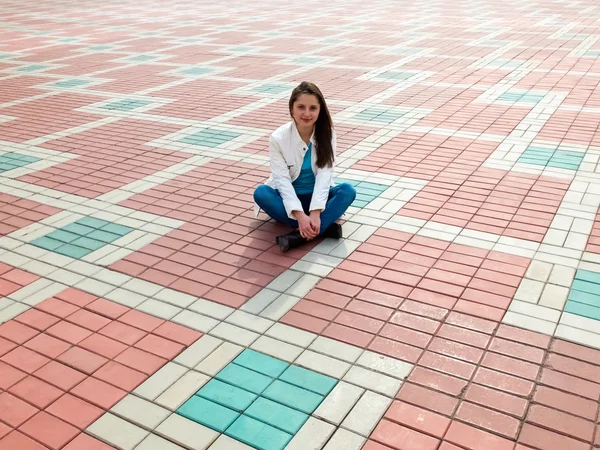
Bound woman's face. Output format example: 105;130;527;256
292;93;320;130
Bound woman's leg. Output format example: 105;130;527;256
254;185;298;228
318;182;357;233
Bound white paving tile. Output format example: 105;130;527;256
314;381;365;425
538;283;569;310
341;390;392;437
502;311;557;335
250;335;303;363
285;417;335;450
133;362;188;401
209;321;259;346
135;434;187;450
155;414;218;450
295;350;351;379
88;412;149;450
225;309;273;333
555;324;600;350
343;365;402;396
154;370;209;411
111;395;170;430
259;294;301;321
309;336;364;364
323;428;365;450
240;289;280;314
174;335;223;369
188;298;233;320
265;322;317;348
172;309;219;333
195;341;243;376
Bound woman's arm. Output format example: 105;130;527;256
269;136;303;220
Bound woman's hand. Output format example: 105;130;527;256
295;212;319;240
309;211;321;238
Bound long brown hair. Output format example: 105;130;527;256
289;81;334;168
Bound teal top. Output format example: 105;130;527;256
292;142;316;195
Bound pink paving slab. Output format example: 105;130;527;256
87;65;180;94
281;229;531;353
0;263;39;297
396;168;571;242
112;159;322;308
47;54;124;77
283;67;391;102
0;194;62;237
351;132;499;179
0;287;202;450
19;119;189;198
0;93;104;143
0;76;48;104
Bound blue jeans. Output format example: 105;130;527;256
254;183;356;234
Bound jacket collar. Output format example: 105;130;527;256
291;120;315;147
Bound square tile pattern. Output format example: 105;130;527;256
177;349;337;450
497;91;546;104
179;128;241;147
517;146;585;170
101;99;153;111
355;107;405;123
31;217;134;258
565;269;600;321
335;178;389;208
0;153;40;173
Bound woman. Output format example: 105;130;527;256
254;81;356;252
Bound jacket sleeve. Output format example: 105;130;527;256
270;135;303;220
310;131;336;212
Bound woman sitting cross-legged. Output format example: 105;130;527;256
253;81;356;253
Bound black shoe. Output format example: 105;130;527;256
323;223;343;239
276;230;307;252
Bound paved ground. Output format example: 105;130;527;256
0;0;600;449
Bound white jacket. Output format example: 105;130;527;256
254;121;336;220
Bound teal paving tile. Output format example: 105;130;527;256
77;217;111;229
46;229;80;243
568;289;600;307
334;178;360;187
178;396;239;432
278;365;337;396
564;301;600;321
226;415;292;450
570;279;600;296
378;71;413;80
100;223;134;236
71;237;106;251
87;229;122;243
102;99;152;111
54;244;92;259
61;223;95;236
576;269;600;285
30;237;63;251
18;65;46;72
245;397;308;434
54;79;89;87
262;380;323;414
197;379;257;412
233;349;289;378
253;84;291;94
179;129;241;147
128;55;157;61
352;200;369;208
0;152;40;172
181;67;213;75
216;363;274;395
